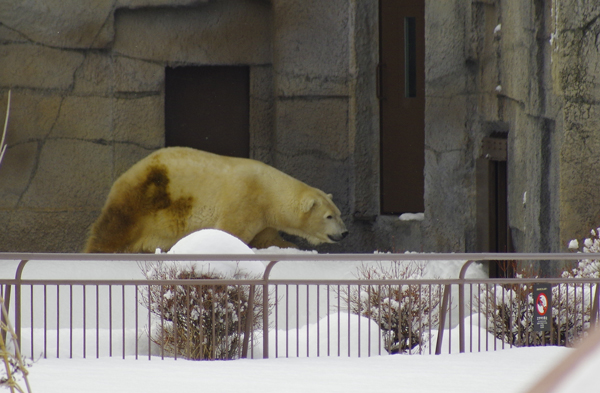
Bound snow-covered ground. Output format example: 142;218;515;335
0;230;596;392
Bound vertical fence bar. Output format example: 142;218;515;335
70;285;73;358
286;285;289;358
296;285;300;357
306;284;310;358
185;285;191;360
44;285;47;359
135;285;138;360
357;284;361;358
29;285;34;360
327;284;331;357
122;285;126;360
83;285;87;359
428;284;432;355
275;284;279;358
347;284;351;357
337;284;340;357
109;285;113;357
56;285;60;358
317;284;320;357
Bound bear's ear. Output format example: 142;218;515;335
301;197;317;213
327;193;333;199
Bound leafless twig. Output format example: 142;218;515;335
0;90;11;167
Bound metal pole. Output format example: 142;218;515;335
435;284;451;355
458;261;475;353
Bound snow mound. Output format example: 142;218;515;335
164;229;265;277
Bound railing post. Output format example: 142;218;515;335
591;283;600;328
458;261;475;353
242;285;254;359
262;261;279;360
13;260;29;352
435;284;451;355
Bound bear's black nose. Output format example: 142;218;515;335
329;231;349;242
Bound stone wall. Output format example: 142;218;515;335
0;0;394;253
0;0;275;252
2;0;599;261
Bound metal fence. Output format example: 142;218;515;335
0;252;599;360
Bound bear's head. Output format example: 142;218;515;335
294;190;348;245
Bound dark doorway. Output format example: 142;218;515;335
165;66;250;158
476;134;515;278
379;0;425;214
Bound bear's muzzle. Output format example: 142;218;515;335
328;231;349;242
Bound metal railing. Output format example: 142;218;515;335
0;252;598;360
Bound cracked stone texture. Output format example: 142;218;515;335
0;44;85;90
272;0;350;97
0;0;277;252
0;0;394;254
113;2;272;65
554;1;600;248
0;0;115;49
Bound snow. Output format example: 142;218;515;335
27;346;572;393
0;229;595;392
398;212;424;221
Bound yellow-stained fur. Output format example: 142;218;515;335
84;147;347;253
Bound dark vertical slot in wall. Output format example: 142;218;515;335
405;17;417;98
165;66;250;158
379;0;425;215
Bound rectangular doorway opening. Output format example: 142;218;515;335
165;65;250;158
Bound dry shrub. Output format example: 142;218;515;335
339;261;442;354
477;281;593;347
140;262;271;360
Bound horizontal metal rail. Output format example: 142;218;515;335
1;252;599;360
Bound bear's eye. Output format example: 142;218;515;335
326;215;333;219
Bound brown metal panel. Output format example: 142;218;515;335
165;66;250;158
380;0;425;214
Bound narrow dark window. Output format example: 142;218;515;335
405;17;417;98
165;66;250;158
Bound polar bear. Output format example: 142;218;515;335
84;147;348;253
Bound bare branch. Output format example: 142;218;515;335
0;90;11;167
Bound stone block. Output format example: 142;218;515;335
73;53;115;95
113;95;164;148
274;97;350;162
0;0;114;48
0;44;84;90
272;0;349;96
19;139;113;209
0;92;62;145
114;56;164;93
425;0;470;96
0;142;37;208
425;96;470;152
0;25;28;44
52;96;113;141
0;209;99;252
113;2;271;64
249;65;275;164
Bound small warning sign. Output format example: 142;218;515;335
533;284;552;332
